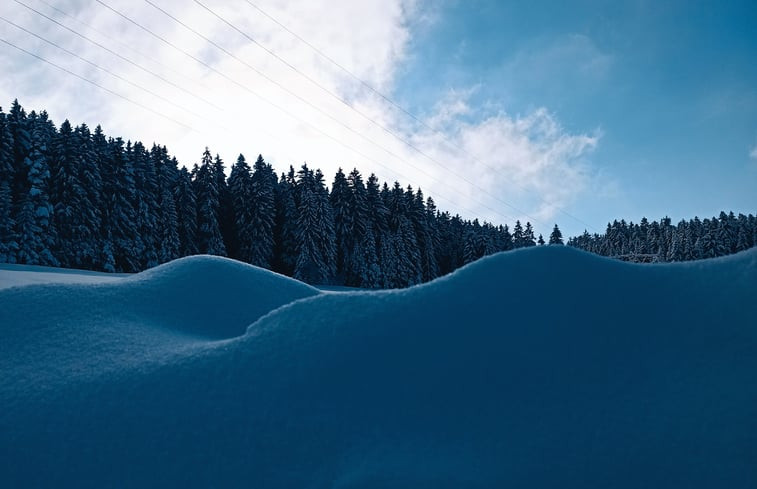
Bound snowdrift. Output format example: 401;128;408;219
1;247;756;488
0;262;127;290
0;255;319;389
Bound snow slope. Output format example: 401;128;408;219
0;263;128;290
1;247;756;488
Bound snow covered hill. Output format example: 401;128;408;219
1;247;756;488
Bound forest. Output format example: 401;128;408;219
1;100;754;286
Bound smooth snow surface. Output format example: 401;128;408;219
0;263;128;290
1;248;756;488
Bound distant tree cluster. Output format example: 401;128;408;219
568;213;757;262
0;100;548;286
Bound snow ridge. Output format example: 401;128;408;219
1;247;756;488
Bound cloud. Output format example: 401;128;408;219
410;89;600;225
0;0;601;232
751;144;757;162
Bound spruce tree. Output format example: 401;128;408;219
106;139;139;271
248;155;276;268
366;174;392;287
193;148;226;256
0;107;18;262
523;222;536;247
151;145;180;263
293;165;336;284
330;168;351;282
272;169;298;275
92;125;116;271
49;119;79;268
512;220;525;248
227;153;253;262
214;154;235;256
16;111;57;265
174;166;198;257
345;168;380;287
548;224;564;245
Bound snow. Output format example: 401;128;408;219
0;263;129;290
1;247;756;487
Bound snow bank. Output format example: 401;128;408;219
0;255;319;389
0;263;127;290
1;247;756;488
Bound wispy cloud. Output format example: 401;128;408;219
411;89;600;225
0;0;601;231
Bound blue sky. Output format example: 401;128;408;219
396;0;757;234
1;0;755;237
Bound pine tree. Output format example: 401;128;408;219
74;124;103;268
214;154;234;256
151;145;180;263
366;174;392;287
193;148;226;256
330;168;351;282
105;139;139;271
344;168;380;287
49;119;80;268
248;155;276;268
548;224;563;245
130;142;159;269
410;189;438;282
293;164;336;284
385;182;421;287
422;196;441;281
523;222;536;247
227;153;253;262
272;169;298;275
463;219;489;263
15;111;57;265
0;107;18;262
512;220;525;248
92;125;115;271
174;166;198;257
8;100;30;208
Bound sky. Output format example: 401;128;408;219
0;0;755;238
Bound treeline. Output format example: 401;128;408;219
0;100;548;287
568;213;757;262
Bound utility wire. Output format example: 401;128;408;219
139;0;514;222
34;0;214;93
192;0;542;227
0;36;196;132
13;0;222;111
0;15;205;121
3;10;307;169
243;0;598;232
96;0;517;223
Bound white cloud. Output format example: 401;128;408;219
0;0;601;232
750;144;757;162
410;90;600;225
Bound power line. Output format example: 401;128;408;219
0;36;196;132
13;0;222;112
0;15;205;121
191;0;546;228
241;0;599;232
3;9;308;169
138;0;514;223
95;0;517;223
34;0;214;93
243;0;424;128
